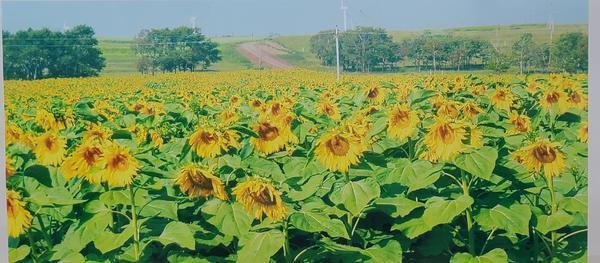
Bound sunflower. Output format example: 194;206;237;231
387;104;420;141
250;120;297;155
525;82;539;94
364;86;386;104
6;124;24;145
98;143;140;187
421;116;466;162
7;190;32;237
151;131;163;148
82;123;113;143
490;87;515;112
396;86;414;101
222;129;241;149
566;87;588;110
436;100;460;118
507;111;532;135
219;109;239;125
540;87;568;113
34;132;67;166
189;127;225;158
461;102;483;120
6;158;16;177
466;125;483;148
61;141;103;181
315;130;364;173
579;122;588;143
513;139;566;178
233;178;287;221
316;99;341;120
35;109;58;131
175;164;228;200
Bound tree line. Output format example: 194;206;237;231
133;27;221;74
310;27;588;73
3;25;106;80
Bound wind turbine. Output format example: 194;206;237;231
341;0;348;31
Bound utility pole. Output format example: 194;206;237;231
341;0;348;31
335;26;341;81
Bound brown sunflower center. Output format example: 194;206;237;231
438;124;455;143
253;188;277;205
512;117;529;132
324;105;335;116
367;88;379;99
392;110;410;125
83;147;102;165
326;135;350;156
569;92;582;103
189;172;213;190
252;100;262;107
44;136;56;150
546;92;560;104
200;131;218;144
533;146;557;163
271;103;281;115
258;123;280;141
495;91;506;100
110;153;129;170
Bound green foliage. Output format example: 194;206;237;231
552;32;588;73
134;27;221;73
3;25;105;80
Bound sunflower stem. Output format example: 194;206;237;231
27;230;39;263
36;215;53;249
461;175;475;255
283;218;292;263
545;175;557;258
129;184;141;262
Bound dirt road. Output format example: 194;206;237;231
236;41;294;69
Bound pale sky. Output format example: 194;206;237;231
2;0;589;38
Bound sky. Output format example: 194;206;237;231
2;0;588;38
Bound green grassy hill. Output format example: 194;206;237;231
98;24;587;75
98;36;261;75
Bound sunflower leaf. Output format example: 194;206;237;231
453;146;498;181
450;248;508;263
330;178;381;216
237;230;284;263
202;199;252;237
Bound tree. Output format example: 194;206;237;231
310;27;400;72
134;27;221;74
512;33;537;74
3;25;105;80
552;32;588;73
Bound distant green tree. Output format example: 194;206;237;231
512;33;537;74
552;32;588;73
310;27;400;72
3;25;105;80
134;27;221;73
485;47;511;72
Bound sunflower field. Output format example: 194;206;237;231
4;70;588;262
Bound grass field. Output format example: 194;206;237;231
98;23;587;75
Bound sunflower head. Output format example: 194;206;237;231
189;127;225;158
578;122;588;143
251;119;297;155
514;139;566;178
6;158;16;177
7;190;32;237
507;111;531;135
232;178;287;221
540;87;568;113
461;102;482;120
421;116;466;162
315;130;364;173
490;88;514;112
61;141;104;181
387;104;420;141
34;132;67;166
175;164;228;200
98;143;140;187
83;123;113;143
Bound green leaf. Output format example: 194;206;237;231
230;125;259;138
559;194;587;214
289;211;349;239
422;196;474;229
94;223;135;253
9;245;30;263
159;221;196;250
237;230;284;263
330;178;381;216
23;164;52;187
450;248;508;263
392;218;431;239
202;200;252;237
374;196;424;218
138;200;178;220
287;173;327;201
453;146;498;181
536;210;574;234
398;160;442;193
364;240;403;263
367;117;388;138
28;187;85;206
475;204;531;236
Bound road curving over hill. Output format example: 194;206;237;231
236;41;294;69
